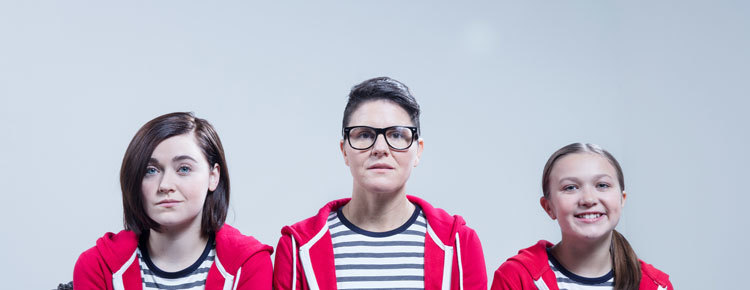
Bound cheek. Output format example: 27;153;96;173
141;179;157;197
184;178;210;197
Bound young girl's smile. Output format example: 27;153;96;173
542;152;626;242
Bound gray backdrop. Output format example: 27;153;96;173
1;1;748;289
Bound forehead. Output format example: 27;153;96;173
348;100;413;127
150;133;206;161
550;153;618;181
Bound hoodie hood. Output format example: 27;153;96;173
274;195;487;290
95;230;139;275
94;224;271;277
503;240;671;289
508;240;555;280
281;195;465;247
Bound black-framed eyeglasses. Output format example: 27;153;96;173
343;126;418;150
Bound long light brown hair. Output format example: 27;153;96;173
542;143;640;290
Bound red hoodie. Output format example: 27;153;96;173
273;195;488;290
74;224;273;290
491;240;673;290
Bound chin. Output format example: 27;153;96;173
363;183;404;195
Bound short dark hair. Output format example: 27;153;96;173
342;77;421;136
120;112;230;236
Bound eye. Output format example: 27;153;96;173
355;131;374;139
145;166;159;176
562;184;578;191
597;183;611;189
177;165;191;175
388;131;404;139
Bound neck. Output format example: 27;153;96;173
551;232;613;278
343;188;414;232
146;218;208;272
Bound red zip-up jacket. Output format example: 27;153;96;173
74;224;273;290
491;240;673;290
273;195;488;290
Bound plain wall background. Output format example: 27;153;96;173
1;1;748;289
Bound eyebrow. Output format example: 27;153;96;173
558;174;613;184
172;155;198;163
148;155;199;165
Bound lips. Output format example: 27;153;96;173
367;163;394;170
157;199;182;206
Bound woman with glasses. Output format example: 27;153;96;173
273;77;488;290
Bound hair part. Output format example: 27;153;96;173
541;143;640;290
120;112;230;237
342;76;421;137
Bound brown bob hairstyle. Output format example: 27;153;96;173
120;112;230;237
542;143;640;290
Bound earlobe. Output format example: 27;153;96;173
208;164;220;191
414;138;424;167
540;197;556;220
340;140;349;166
621;190;627;207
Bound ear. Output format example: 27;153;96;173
621;190;627;208
208;163;220;191
340;139;349;166
413;138;424;167
540;196;556;220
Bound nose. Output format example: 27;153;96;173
579;186;598;207
158;172;176;194
370;133;390;157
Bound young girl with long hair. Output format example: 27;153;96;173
273;77;488;290
491;143;672;290
74;112;273;290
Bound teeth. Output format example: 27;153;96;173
579;213;601;219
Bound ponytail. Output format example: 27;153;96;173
611;230;641;290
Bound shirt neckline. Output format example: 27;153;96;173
138;233;215;279
546;247;614;285
336;203;422;238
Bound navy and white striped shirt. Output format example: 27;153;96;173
137;235;215;290
328;205;427;290
547;248;614;290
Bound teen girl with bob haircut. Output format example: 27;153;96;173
74;112;273;290
491;143;672;290
273;77;487;290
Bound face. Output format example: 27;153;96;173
541;153;626;242
340;100;423;195
141;133;220;231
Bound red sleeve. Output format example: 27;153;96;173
459;228;488;290
273;234;302;290
73;247;109;290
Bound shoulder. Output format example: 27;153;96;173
74;245;105;272
494;258;528;284
74;230;139;288
281;198;350;242
215;224;274;271
497;241;552;279
639;260;673;289
216;224;273;253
